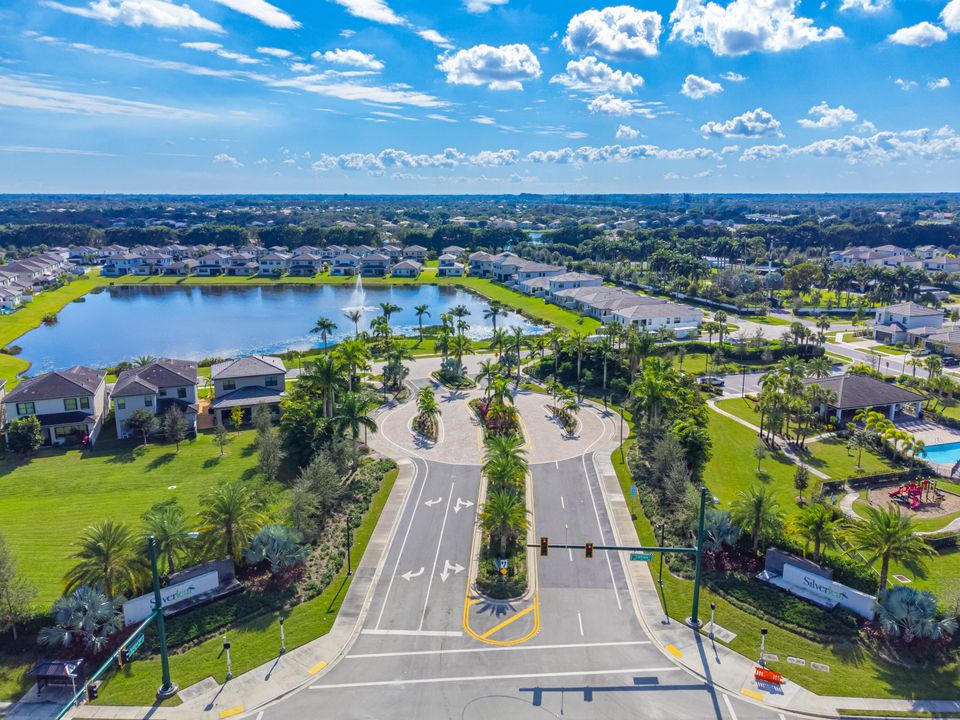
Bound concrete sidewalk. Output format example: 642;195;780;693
592;420;960;719
6;458;418;720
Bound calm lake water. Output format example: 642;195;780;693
18;283;542;372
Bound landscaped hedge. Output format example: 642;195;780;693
708;572;861;640
658;340;825;362
774;536;879;594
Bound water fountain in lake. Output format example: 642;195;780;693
341;275;377;315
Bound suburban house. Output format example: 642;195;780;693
468;251;494;277
611;300;703;338
320;245;346;260
403;245;429;261
361;252;392;277
209;355;286;427
196;252;230;276
260;252;291;275
872;302;945;345
331;254;361;276
0;286;23;310
3;366;107;447
380;244;404;261
166;259;199;276
443;245;466;257
436;253;464;277
112;359;199;439
520;271;602;297
804;374;925;423
289;253;323;276
391;259;422;278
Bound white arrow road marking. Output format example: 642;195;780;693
424;497;443;507
453;497;474;513
440;560;465;582
401;567;425;581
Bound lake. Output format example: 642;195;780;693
17;283;543;372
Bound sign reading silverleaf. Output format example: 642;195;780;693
122;570;220;626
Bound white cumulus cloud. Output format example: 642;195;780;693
929;77;951;90
437;44;541;90
257;46;293;58
888;22;948;46
839;0;890;12
41;0;223;32
562;6;663;60
587;93;658;117
681;74;723;99
895;78;917;90
330;0;404;26
208;0;299;29
700;107;782;137
797;101;857;128
944;0;960;32
720;71;747;82
669;0;844;56
464;0;508;12
214;153;243;168
417;29;453;49
316;48;384;70
181;41;260;65
615;124;640;139
549;56;644;94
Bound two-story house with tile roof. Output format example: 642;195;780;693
3;366;107;447
112;359;199;439
209;355;286;427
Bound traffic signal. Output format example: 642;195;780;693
86;682;99;702
540;537;549;557
585;542;594;559
120;647;132;665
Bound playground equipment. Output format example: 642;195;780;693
888;480;946;510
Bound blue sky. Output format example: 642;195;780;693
0;0;957;193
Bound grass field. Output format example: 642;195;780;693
0;272;109;386
0;428;264;606
614;442;960;699
804;437;900;480
742;314;792;326
94;465;397;706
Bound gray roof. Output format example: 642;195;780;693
211;385;283;409
6;366;105;403
210;354;286;380
392;260;421;271
803;374;925;410
113;359;198;397
879;302;944;317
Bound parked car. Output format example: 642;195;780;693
942;356;960;367
696;375;725;388
911;348;931;357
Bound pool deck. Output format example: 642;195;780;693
897;419;960;476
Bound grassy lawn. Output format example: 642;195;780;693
0;272;109;386
0;428;263;606
713;397;760;428
613;443;960;699
742;314;791;326
108;272;598;334
804;437;900;480
94;465;397;706
874;345;910;356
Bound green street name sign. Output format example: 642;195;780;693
126;634;145;657
630;552;653;562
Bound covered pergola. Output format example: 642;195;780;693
803;374;926;424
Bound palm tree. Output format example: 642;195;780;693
479;490;529;556
925;354;943;380
334;391;378;444
877;586;959;643
450;333;474;368
597;335;616;391
714;311;728;348
38;585;123;653
548;329;565;376
807;356;831;379
792;503;839;562
490;328;509;358
483;433;528;491
196;482;267;561
310;317;337;352
566;330;589;392
845;505;934;592
64;520;141;598
476;359;500;399
344;309;363;338
414;304;431;341
511;326;524;383
527;335;547;366
134;355;156;367
483;302;504;333
142;503;194;576
336;337;371;391
846;427;872;470
730;484;785;553
416;386;441;425
307;354;347;417
451;304;470;334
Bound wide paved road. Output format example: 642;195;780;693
259;364;796;720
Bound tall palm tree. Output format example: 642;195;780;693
597;335;616;391
310;317;337;352
451;304;470;334
511;326;524;383
476;359;500;399
379;302;402;323
792;503;839;562
807;356;831;379
414;304;431;341
714;311;728;348
566;330;589;392
490;328;509;358
416;386;441;423
196;482;267;561
450;333;474;368
483;433;528;490
845;505;934;592
334;391;378;444
479;490;529;556
336;337;371;391
134;355;156;367
344;309;363;338
548;329;565;376
434;329;451;361
142;503;194;576
306;354;347;417
527;335;547;367
730;484;785;553
64;520;142;598
483;302;504;333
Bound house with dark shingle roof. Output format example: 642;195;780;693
209;355;286;427
803;374;925;423
3;366;107;447
112;360;199;439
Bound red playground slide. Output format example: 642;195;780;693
910;494;921;510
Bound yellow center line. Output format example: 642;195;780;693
479;602;535;640
308;660;327;675
219;706;244;719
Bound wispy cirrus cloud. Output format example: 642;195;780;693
208;0;299;29
41;0;223;32
0;145;115;156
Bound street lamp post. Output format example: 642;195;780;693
223;634;232;681
708;602;716;640
656;523;665;586
148;536;178;700
687;487;709;628
619;410;625;461
760;627;768;666
345;514;355;576
279;615;286;655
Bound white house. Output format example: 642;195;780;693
259;252;291;275
112;359;199;439
331;254;361;276
3;366;107;447
403;245;429;261
436;254;464;277
209;355;286;427
872;302;945;344
391;260;421;278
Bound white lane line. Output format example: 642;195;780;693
581;450;622;610
722;694;739;720
568;547;573;561
375;458;427;630
778;714;787;720
255;713;264;720
560;495;565;510
346;640;652;660
361;629;463;638
311;666;680;690
555;460;559;469
419;481;455;630
577;611;584;636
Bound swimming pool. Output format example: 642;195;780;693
920;441;960;466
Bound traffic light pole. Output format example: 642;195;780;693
149;535;178;700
